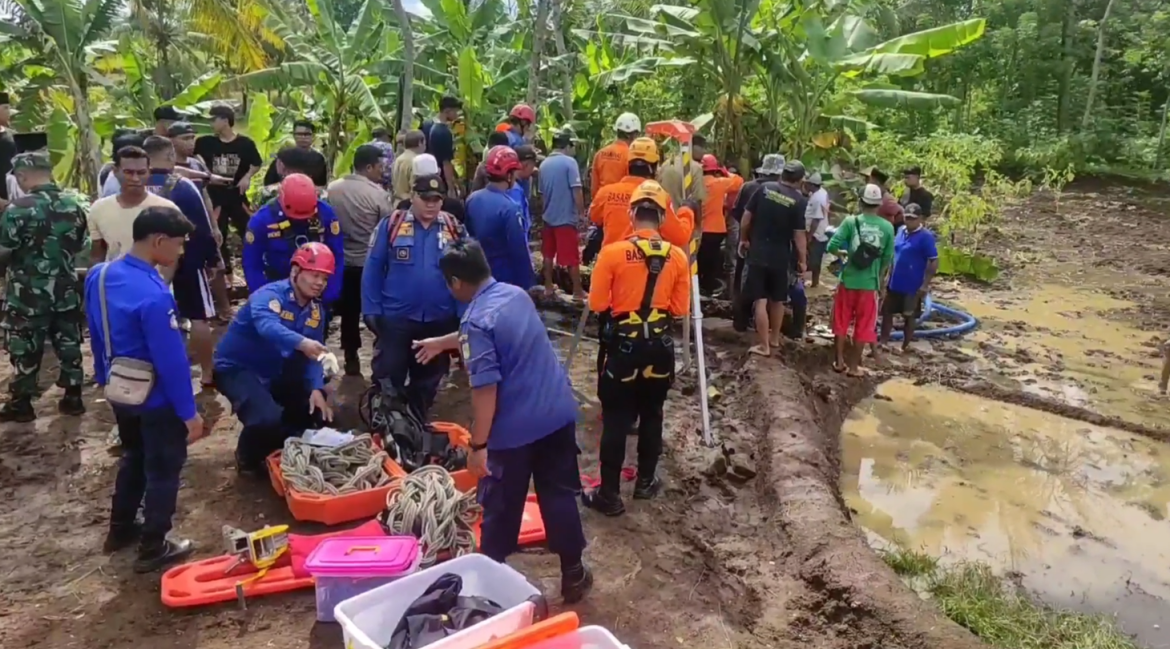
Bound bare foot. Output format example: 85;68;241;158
748;345;771;357
543;286;557;299
846;367;866;378
573;291;588;303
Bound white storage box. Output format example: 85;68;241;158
335;553;546;649
525;626;631;649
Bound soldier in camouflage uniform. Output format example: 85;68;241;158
0;151;89;422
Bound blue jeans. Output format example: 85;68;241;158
370;316;458;418
109;405;188;544
215;360;321;469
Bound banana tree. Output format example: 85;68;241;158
227;0;392;171
1;0;123;195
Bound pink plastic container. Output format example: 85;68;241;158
304;536;421;622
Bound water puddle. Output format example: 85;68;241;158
842;379;1170;646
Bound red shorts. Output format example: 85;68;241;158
541;225;581;267
832;286;879;343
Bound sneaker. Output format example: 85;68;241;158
0;399;35;423
560;563;594;604
58;387;85;416
134;538;195;574
633;475;662;500
581;489;625;517
102;524;142;553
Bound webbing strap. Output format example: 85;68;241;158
631;237;671;332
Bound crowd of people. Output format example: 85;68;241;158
0;90;945;598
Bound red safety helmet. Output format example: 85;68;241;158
484;145;522;177
278;173;319;220
291;242;336;275
509;103;536;124
701;154;722;173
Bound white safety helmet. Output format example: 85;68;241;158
614;112;641;134
412;153;440;177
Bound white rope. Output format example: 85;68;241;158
381;465;481;568
280;434;391;495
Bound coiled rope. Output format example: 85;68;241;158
381;465;481;568
280;434;391;495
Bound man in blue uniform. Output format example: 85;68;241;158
85;206;202;573
507;145;538;236
464;146;531;289
362;174;465;419
214;242;334;475
413;239;592;603
242;173;344;304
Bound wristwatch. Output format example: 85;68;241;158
470;441;487;451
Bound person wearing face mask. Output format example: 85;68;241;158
464;146;533;290
213;242;335;477
879;203;938;352
411;239;593;604
362;173;466;420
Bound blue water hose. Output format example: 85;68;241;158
887;295;979;341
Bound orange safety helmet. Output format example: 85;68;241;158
629;180;670;211
278;173;319;220
494;122;511;133
291;242;336;275
701;154;722;172
627;137;660;164
509;104;536;123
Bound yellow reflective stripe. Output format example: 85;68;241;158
689;238;698;275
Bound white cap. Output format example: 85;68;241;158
861;183;883;206
412;153;440;177
614;112;641;133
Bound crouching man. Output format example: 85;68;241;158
213;242;335;476
413;239;593;604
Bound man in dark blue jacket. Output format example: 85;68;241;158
86;206;202;573
464;146;532;289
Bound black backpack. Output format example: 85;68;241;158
846;216;882;270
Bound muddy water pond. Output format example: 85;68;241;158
842;378;1170;647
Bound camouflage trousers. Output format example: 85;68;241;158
2;310;84;399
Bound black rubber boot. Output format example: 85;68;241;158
58;386;85;416
134;538;195;574
0;398;35;423
633;475;662;500
235;448;266;479
103;523;142;553
581;488;625;517
560;562;594;604
344;350;361;377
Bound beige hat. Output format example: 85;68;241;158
861;183;883;206
412;153;440;177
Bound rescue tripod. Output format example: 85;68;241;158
559;120;715;449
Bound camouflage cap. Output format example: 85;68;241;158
11;151;51;172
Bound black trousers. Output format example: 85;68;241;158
339;265;364;353
697;232;726;294
596;338;675;494
109;406;188;544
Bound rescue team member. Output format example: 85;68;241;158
508;145;539;237
826;183;895;377
327;145;395;376
242;173;345;305
879;203;938;351
729;154;782;310
86;206;202;572
584;181;690;516
213;243;333;475
471;131;511;193
591;112;641;193
589;138;693;248
412;240;593;603
504;103;536;148
697;154;738;295
464;146;532;290
362;174;466;419
0;151;88;422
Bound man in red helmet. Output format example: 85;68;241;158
465;146;533;289
505;104;536;149
213;242;335;476
242;173;345;305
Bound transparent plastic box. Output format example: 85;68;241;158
304;536;421;623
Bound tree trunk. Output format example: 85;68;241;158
550;0;572;122
68;74;100;197
1056;0;1075;133
1156;94;1169;170
391;0;415;134
1081;0;1117;129
526;0;550;107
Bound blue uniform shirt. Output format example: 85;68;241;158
242;201;345;303
213;279;326;391
888;227;939;295
461;280;577;450
85;256;197;421
362;213;462;322
465;187;532;290
507;181;532;235
147;171;217;268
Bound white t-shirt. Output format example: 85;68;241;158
805;187;830;242
88;192;180;261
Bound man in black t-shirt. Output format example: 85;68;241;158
900;165;934;218
738;160;809;357
0;93;15;207
195;104;262;279
422;96;463;198
262;119;328;187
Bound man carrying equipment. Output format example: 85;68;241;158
584;180;690;516
464;146;532;289
243;173;344;305
589;137;694;249
0;151;89;421
214;242;334;476
592;113;640;193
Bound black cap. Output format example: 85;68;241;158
902;165;923;177
865;166;889;184
783;159;806;174
515;144;538;162
0;92;9;105
413;174;444;196
153;105;181;122
167;121;196;137
13;132;48;154
904;203;923;217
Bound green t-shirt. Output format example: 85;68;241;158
826;213;895;291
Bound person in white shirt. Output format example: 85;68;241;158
804;172;830;287
88;145;179;264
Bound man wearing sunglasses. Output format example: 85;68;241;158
362;173;466;420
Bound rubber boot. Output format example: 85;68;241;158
103;523;142;553
0;398;35;423
134;537;195;574
344;349;361;377
581;487;625;517
560;562;594;604
58;386;85;416
633;475;662;500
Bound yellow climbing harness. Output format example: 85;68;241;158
608;237;675;382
